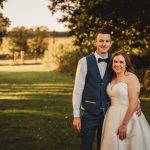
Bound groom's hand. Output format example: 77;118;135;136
136;100;141;116
73;117;81;133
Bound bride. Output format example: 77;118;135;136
100;50;150;150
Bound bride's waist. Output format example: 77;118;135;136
111;102;128;107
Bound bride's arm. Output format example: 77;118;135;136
117;73;140;140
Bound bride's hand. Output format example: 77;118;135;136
117;124;127;140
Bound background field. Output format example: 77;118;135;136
0;64;149;150
0;68;80;150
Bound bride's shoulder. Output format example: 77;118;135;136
125;72;140;86
125;72;138;79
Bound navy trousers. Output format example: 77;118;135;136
80;111;105;150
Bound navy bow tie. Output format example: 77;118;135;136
98;58;109;63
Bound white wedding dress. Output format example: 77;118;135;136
101;82;150;150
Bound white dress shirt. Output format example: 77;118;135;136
72;52;108;117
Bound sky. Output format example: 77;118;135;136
1;0;68;31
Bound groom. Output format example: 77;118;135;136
72;29;113;150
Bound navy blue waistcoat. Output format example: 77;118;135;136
81;53;112;116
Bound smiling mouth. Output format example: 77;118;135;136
100;46;107;49
114;68;121;70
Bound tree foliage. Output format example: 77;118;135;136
8;26;30;52
48;0;150;69
48;0;150;94
7;26;50;54
0;0;10;43
27;27;50;54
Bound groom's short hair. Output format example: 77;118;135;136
95;28;112;39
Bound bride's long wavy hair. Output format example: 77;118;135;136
110;50;135;76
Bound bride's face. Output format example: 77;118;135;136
112;54;126;74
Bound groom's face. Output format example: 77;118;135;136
95;33;112;55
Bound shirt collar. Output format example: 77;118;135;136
94;51;108;61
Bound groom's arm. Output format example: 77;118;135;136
135;90;141;116
72;58;87;133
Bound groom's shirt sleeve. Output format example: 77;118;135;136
72;57;87;117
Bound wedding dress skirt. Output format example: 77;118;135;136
101;82;150;150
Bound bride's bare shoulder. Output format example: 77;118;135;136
125;72;140;87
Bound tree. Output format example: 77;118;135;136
28;26;50;54
48;0;150;69
48;0;150;51
7;26;50;63
8;26;50;53
0;0;10;43
8;26;30;52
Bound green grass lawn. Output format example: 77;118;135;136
0;71;80;150
0;71;149;150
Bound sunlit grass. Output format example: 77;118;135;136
0;70;149;150
0;109;66;117
0;71;74;84
0;70;80;150
0;96;31;100
0;92;72;96
140;97;150;101
0;83;73;102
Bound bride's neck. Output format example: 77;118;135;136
115;73;125;81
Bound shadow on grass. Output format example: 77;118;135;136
0;71;74;84
0;75;80;150
0;71;149;150
0;112;79;150
0;95;79;150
